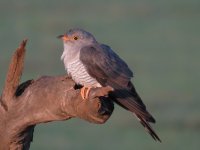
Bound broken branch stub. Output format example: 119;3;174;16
1;40;27;110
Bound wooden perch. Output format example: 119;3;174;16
0;40;114;150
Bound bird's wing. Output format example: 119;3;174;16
80;44;161;142
80;44;133;86
80;44;149;118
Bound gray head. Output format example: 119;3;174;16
58;28;97;48
59;28;97;66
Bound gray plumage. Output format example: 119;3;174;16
59;28;161;142
61;29;100;87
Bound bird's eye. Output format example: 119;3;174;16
74;36;78;40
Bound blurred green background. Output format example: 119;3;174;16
0;0;200;149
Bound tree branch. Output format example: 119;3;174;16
1;40;27;111
0;40;114;150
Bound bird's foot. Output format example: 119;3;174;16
80;86;114;100
81;87;92;100
90;86;114;98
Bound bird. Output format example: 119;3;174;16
58;28;161;142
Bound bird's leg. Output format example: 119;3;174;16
81;87;92;100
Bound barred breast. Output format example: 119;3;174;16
67;59;101;87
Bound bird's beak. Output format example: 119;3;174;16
57;34;70;41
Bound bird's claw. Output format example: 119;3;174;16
81;87;92;100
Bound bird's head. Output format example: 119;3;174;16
58;28;97;49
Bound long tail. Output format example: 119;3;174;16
110;81;161;142
136;114;161;142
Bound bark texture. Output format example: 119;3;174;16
0;40;114;150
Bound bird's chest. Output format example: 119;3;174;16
67;59;101;87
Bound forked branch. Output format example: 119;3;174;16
0;40;114;150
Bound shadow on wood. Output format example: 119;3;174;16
0;40;114;150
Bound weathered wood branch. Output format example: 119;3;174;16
0;40;114;150
1;40;27;111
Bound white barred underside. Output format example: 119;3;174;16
66;59;101;87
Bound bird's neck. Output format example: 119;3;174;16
61;45;81;70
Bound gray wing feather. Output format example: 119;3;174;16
80;44;133;86
79;44;149;115
79;44;161;141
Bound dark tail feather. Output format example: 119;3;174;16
136;114;161;142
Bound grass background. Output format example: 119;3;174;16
0;0;200;149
